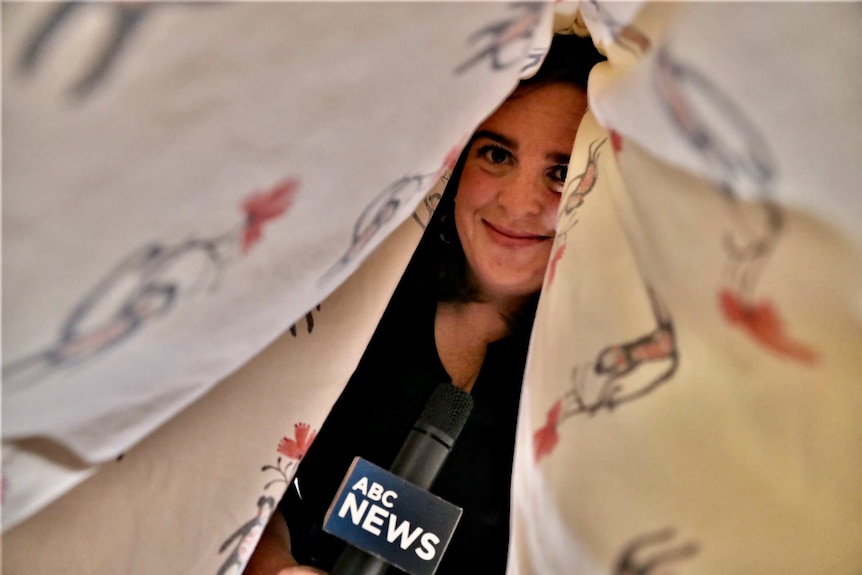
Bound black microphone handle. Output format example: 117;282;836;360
388;422;454;490
330;545;389;575
330;384;473;575
329;425;453;575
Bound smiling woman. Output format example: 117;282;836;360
456;83;588;304
245;33;605;575
436;82;588;393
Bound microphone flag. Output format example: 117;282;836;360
323;457;462;575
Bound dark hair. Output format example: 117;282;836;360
518;32;605;94
412;33;605;332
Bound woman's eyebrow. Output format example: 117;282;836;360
547;151;571;165
473;130;517;150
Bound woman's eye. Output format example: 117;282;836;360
549;165;568;184
478;145;512;165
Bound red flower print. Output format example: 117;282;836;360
534;400;563;463
547;243;566;287
277;422;317;461
242;179;298;254
719;289;817;365
610;130;623;154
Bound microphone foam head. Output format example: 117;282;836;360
421;383;474;440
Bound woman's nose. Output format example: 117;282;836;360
496;169;543;216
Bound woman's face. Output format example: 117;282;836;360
455;82;588;301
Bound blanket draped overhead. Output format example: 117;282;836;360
4;3;861;574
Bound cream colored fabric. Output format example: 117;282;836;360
511;3;862;575
4;200;431;574
2;1;555;535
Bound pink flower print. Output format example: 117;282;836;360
241;179;298;254
610;129;623;154
278;422;317;461
533;400;562;463
719;289;817;365
547;243;566;287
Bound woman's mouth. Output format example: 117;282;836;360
483;220;549;248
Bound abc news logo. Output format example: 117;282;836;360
324;458;462;575
337;476;440;560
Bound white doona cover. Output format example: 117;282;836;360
3;3;860;575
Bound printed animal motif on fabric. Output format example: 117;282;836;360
3;180;299;390
216;422;318;575
534;286;677;462
320;172;438;284
16;3;216;99
412;192;444;232
614;527;699;575
455;3;545;75
321;148;459;284
216;496;276;575
412;141;465;231
653;46;816;364
520;46;548;75
547;136;607;288
289;305;322;337
557;137;607;237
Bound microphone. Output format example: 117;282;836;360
388;382;474;488
326;383;474;575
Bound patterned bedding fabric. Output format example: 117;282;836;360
3;2;861;574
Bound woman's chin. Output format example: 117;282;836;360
474;274;543;303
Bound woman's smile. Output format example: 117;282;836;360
482;220;550;249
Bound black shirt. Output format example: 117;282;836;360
281;265;529;575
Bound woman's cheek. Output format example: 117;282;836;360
462;159;505;199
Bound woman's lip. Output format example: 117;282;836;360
483;220;549;246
